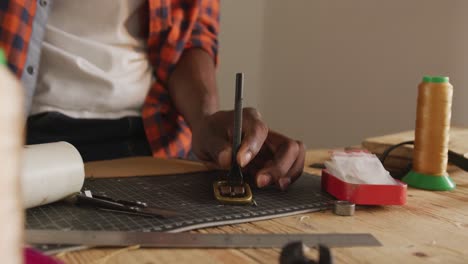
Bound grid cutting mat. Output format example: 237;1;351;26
26;171;333;233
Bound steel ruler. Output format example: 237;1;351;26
26;230;381;249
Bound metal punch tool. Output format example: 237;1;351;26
65;190;180;218
213;73;253;205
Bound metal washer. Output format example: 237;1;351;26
333;201;355;216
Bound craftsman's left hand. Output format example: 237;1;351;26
191;108;306;190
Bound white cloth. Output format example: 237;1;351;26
33;0;152;119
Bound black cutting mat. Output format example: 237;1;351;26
26;171;333;233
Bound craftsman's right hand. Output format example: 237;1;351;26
191;108;306;191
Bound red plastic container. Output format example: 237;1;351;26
321;170;407;205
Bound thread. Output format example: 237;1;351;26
413;77;453;176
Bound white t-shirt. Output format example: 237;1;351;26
33;0;153;119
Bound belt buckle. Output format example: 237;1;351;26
213;180;253;205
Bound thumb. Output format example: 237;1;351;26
237;122;268;168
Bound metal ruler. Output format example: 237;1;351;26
26;230;381;248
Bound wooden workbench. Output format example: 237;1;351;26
56;149;468;264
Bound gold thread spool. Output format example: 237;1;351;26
414;78;452;175
403;76;456;191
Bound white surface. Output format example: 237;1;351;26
0;65;24;264
33;0;152;119
21;142;85;208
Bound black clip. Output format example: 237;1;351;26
280;242;333;264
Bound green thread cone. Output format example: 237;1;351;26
402;170;456;191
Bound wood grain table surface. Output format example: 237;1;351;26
54;149;468;264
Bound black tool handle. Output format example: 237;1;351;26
227;73;244;187
232;73;244;165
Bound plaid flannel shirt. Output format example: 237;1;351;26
0;0;219;158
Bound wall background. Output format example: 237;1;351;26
217;0;467;148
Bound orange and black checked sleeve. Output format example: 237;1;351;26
185;0;220;64
0;0;36;78
143;0;220;158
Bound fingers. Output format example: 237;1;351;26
256;139;298;189
287;141;306;184
191;111;232;169
196;141;232;169
204;108;267;169
191;108;305;191
217;146;233;169
190;108;272;173
237;108;269;167
255;134;306;191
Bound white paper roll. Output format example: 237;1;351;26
21;142;85;209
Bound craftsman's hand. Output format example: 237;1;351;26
168;50;304;190
191;108;306;190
